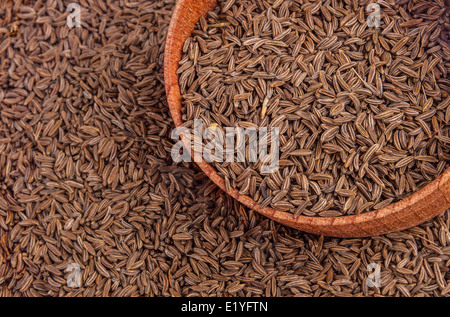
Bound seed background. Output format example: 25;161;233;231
0;0;449;297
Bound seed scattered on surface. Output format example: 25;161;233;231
0;0;449;299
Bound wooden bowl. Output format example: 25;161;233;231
163;0;450;237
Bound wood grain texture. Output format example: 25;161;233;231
163;0;450;238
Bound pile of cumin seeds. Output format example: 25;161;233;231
179;0;450;217
0;0;449;298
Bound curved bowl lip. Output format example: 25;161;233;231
163;0;450;238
